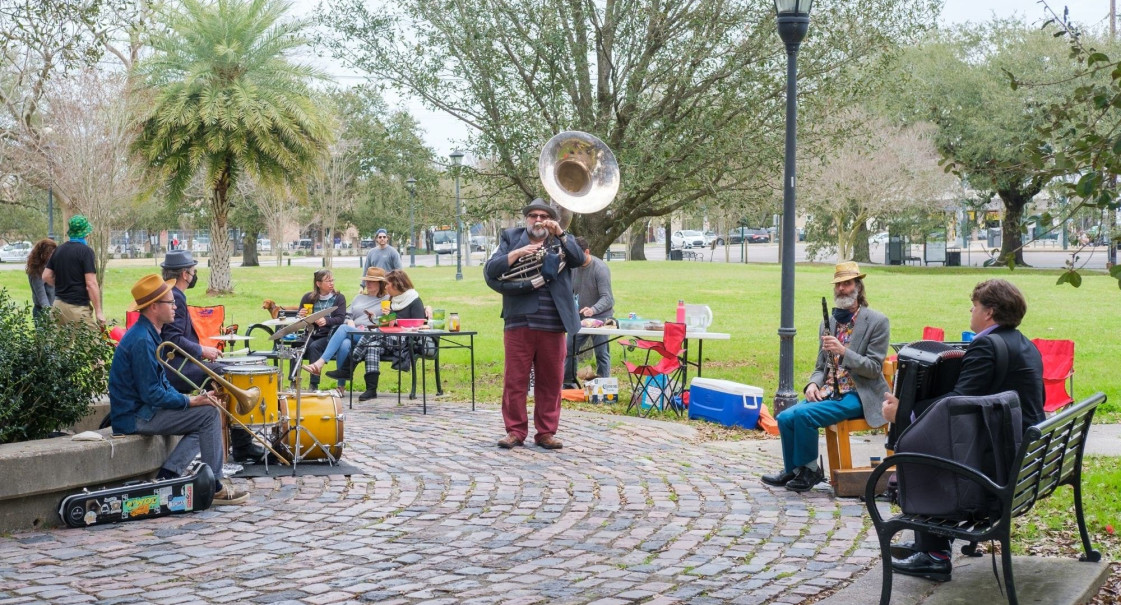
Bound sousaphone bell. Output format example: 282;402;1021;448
538;130;619;215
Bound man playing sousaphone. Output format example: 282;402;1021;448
485;199;585;450
108;274;250;505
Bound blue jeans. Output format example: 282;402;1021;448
565;334;611;382
316;325;364;386
776;392;863;473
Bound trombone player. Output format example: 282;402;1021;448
108;275;250;505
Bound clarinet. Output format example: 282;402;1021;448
822;297;841;400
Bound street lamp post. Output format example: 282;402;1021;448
406;177;417;268
773;0;813;415
450;150;464;281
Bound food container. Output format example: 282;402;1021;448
618;318;646;330
449;313;460;332
396;318;426;329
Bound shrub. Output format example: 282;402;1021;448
0;289;113;444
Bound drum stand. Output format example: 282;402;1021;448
277;345;340;473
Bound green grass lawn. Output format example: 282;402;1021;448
2;259;1118;419
1015;456;1121;561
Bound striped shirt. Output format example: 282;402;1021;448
504;287;565;333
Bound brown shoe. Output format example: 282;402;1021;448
497;433;524;449
535;434;563;450
213;483;249;505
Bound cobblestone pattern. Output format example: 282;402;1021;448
0;403;881;604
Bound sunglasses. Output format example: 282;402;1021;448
526;213;551;220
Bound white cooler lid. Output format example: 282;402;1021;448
689;377;763;397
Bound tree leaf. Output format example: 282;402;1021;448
1109;265;1121;278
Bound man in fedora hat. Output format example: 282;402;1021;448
159;250;264;463
484;198;584;450
761;261;891;492
109;275;249;505
42;214;104;328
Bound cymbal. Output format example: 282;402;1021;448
269;306;337;341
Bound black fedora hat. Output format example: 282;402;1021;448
521;198;558;220
161;249;198;270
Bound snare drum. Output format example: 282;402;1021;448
223;365;281;427
223;355;268;365
277;391;344;460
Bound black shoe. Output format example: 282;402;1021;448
326;359;354;380
891;551;952;582
890;541;918;559
563;382;580;390
230;442;266;463
761;468;797;487
785;466;825;492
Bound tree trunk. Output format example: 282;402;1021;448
208;172;233;293
324;226;334;269
242;232;259;266
628;223;646;260
997;189;1030;267
853;223;871;264
663;217;672;258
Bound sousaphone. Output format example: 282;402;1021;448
538;131;619;215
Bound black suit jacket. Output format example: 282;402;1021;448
484;227;585;334
945;326;1045;432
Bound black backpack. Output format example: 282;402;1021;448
895;389;1022;520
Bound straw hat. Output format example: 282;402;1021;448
831;261;866;284
129;274;175;311
361;266;387;282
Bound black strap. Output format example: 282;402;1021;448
987;332;1009;392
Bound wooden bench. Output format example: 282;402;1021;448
865;392;1105;605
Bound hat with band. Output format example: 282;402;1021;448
129;274;175;311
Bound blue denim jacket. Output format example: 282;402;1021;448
109;314;189;434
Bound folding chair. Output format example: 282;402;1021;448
187;305;241;354
620;322;687;417
921;326;945;341
1032;338;1075;413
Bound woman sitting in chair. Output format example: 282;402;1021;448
296;269;347;391
301;267;389;394
379;269;433;377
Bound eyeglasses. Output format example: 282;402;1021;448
153;299;176;306
319;277;335;282
376;235;388;239
526;213;551;220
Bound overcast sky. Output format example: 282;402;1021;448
302;0;1117;158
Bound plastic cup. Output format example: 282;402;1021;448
432;309;446;320
302;304;313;315
961;331;975;342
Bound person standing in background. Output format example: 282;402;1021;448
360;228;402;288
25;238;57;321
564;236;614;387
42;215;104;328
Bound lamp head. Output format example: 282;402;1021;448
406;176;416;193
774;0;812;47
449;150;464;166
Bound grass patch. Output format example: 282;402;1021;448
1015;456;1121;561
1;259;1117;420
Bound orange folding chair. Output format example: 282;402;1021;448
1032;338;1075;413
187;305;228;349
921;326;945;341
620;322;687;417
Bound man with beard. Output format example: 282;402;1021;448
761;261;891;492
484;198;584;450
159;250;264;463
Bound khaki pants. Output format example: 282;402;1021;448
53;299;97;329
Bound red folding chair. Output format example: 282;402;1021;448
921;326;945;341
620;322;687;417
1032;338;1075;413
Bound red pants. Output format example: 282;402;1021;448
502;327;565;442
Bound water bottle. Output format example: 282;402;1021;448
676;299;685;324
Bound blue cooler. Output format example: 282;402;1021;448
688;377;764;428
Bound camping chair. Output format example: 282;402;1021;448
187;305;242;354
620;322;687;417
1032;338;1075;413
921;326;945;342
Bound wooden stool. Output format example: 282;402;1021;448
825;357;896;497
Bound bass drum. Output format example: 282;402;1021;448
223;365;281;428
277;391;344;461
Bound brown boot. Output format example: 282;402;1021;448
497;432;525;449
535;434;563;450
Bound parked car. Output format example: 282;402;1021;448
360;238;375;249
256;238;272;252
868;231;889;246
727;228;770;244
470;235;495;251
0;241;32;263
703;230;723;246
671;229;706;249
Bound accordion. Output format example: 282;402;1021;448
887;340;968;449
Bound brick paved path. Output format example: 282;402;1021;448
0;403;880;604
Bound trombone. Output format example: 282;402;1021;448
156;341;291;465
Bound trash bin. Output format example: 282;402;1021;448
886;236;904;266
946;249;961;267
669;249;683;261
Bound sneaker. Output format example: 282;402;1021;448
213;483;249;505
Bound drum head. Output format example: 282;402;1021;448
224;355;268;365
223;364;277;375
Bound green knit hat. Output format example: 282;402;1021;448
67;215;92;239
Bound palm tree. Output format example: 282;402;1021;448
131;0;333;292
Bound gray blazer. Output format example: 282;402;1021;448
807;306;891;427
484;227;585;334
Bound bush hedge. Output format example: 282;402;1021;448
0;289;113;444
